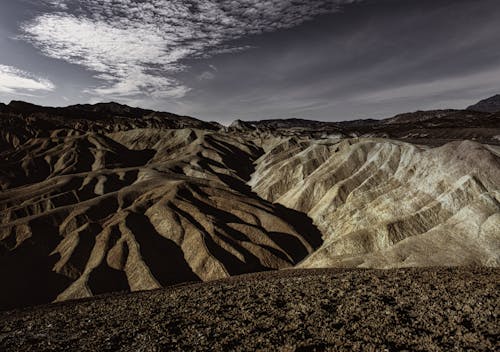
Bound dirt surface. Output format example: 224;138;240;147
1;267;498;351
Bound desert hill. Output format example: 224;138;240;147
467;94;500;113
251;138;499;268
0;126;322;309
0;101;221;150
0;97;499;309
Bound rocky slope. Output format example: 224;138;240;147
0;98;499;310
0;127;321;310
1;268;498;351
467;94;500;113
251;138;500;268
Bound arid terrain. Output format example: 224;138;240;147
1;268;498;351
0;96;499;350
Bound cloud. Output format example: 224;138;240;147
198;71;216;81
354;67;500;104
0;64;55;94
21;0;358;100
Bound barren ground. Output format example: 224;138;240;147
1;267;498;351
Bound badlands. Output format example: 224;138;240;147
0;97;499;350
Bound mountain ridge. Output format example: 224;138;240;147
3;94;500;130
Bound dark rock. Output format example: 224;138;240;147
467;94;500;113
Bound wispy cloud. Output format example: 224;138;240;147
21;0;357;100
355;67;500;104
0;64;55;94
198;71;216;81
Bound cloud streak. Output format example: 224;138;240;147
21;0;357;100
0;65;55;94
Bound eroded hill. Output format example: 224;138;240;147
251;137;500;268
0;100;499;309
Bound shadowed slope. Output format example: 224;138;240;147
0;128;322;309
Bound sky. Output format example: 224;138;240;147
0;0;499;123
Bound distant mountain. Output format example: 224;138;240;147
0;101;223;150
4;100;219;128
229;108;500;146
381;109;458;124
467;94;500;113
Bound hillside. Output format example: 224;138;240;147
0;99;499;310
467;94;500;113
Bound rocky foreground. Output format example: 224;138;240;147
1;267;498;351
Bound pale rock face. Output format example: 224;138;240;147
250;138;500;268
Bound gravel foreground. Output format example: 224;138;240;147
1;268;498;351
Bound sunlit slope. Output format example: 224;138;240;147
251;138;500;268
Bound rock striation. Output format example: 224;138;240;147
250;138;500;268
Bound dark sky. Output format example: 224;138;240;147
0;0;499;123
